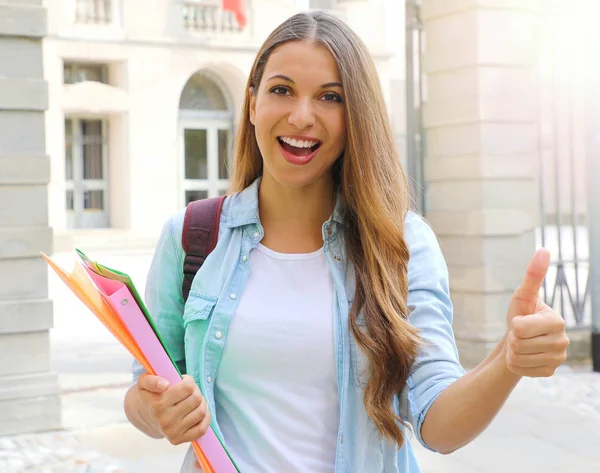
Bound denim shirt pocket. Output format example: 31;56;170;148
182;293;217;382
349;308;371;388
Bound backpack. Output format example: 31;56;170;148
181;195;227;303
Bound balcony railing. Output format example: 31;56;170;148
75;0;112;24
182;1;244;33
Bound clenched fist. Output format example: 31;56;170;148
137;374;211;445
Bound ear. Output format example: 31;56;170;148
249;87;256;126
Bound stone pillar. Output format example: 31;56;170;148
0;0;61;434
421;1;541;366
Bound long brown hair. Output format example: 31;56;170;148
229;11;420;447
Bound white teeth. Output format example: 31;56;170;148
280;137;318;148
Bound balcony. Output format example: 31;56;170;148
182;0;245;34
74;0;112;24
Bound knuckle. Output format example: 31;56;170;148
554;317;566;331
193;403;207;422
552;339;566;351
192;385;204;402
192;390;204;406
183;375;196;386
181;381;196;397
508;336;521;354
511;320;526;339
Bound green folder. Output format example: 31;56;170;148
75;249;240;471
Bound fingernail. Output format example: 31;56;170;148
157;379;169;390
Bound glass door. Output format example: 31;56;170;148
65;118;109;228
180;118;232;205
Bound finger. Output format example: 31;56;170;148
138;374;170;394
510;248;551;315
181;408;212;443
162;375;198;406
511;309;565;339
158;392;199;434
508;330;569;355
168;389;205;432
508;351;566;368
179;396;209;433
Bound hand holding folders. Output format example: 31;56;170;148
42;249;239;473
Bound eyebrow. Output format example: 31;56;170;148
266;74;343;89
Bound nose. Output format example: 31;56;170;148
288;97;316;130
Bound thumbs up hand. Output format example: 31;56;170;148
504;248;570;377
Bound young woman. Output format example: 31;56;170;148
124;11;569;473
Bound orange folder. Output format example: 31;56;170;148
42;252;215;473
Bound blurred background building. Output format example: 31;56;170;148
1;0;599;437
45;0;406;248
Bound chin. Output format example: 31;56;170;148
274;171;318;189
268;165;330;191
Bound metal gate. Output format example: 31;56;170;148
407;0;596;330
535;2;594;330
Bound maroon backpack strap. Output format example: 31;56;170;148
181;195;226;303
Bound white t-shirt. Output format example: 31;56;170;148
214;243;340;473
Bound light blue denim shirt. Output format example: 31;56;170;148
133;177;466;472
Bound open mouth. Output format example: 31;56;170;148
277;136;322;157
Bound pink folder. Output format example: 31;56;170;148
83;265;236;473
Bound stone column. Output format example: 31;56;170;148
0;0;61;434
421;1;541;366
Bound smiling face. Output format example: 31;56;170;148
249;40;347;191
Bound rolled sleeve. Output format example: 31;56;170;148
400;212;466;451
132;214;187;385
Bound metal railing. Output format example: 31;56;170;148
75;0;112;24
535;8;592;329
182;0;243;33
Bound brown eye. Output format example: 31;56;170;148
322;92;343;103
269;86;291;96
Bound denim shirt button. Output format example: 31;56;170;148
229;293;237;300
242;255;248;262
206;376;212;384
215;331;223;340
253;231;260;239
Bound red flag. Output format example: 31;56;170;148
222;0;248;29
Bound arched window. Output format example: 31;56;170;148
179;73;229;111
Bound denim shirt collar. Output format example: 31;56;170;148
226;176;346;230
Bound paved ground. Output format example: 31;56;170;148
2;250;599;472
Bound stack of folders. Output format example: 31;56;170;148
42;249;239;473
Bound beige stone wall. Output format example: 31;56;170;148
0;0;61;435
421;0;542;366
